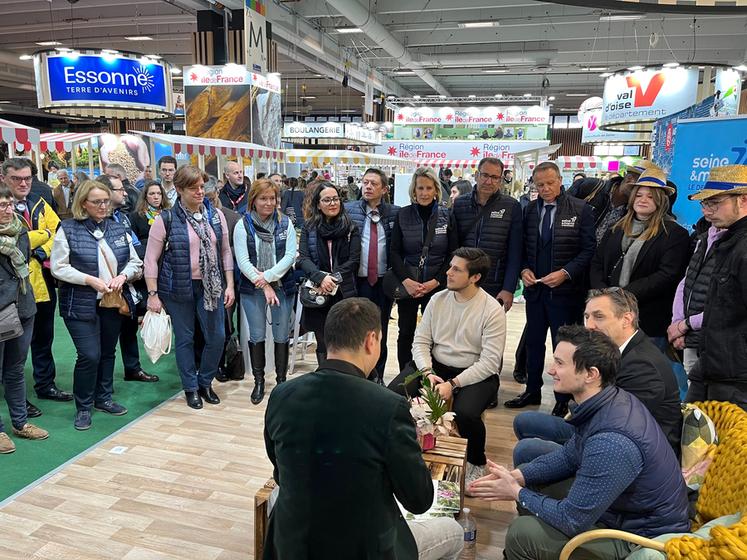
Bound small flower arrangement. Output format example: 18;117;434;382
402;368;456;450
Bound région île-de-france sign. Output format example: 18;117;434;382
183;64;281;93
375;139;550;164
394;105;550;126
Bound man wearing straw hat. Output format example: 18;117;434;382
686;164;747;410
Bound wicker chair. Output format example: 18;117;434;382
559;401;747;560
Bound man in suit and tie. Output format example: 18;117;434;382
263;298;463;560
52;169;74;220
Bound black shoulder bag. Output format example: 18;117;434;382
383;213;439;300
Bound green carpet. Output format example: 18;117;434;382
0;315;182;502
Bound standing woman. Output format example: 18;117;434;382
298;182;361;365
0;185;48;452
143;166;235;410
590;165;690;345
129;180;171;249
235;178;297;405
50;181;143;430
390;167;458;370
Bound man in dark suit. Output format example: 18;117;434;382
506;162;596;416
263;298;463;560
512;287;682;465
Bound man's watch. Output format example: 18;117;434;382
447;379;458;389
147;290;158;296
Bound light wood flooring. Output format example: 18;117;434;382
0;302;559;560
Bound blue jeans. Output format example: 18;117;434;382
241;288;293;343
512;411;573;466
0;316;34;431
163;281;226;391
64;307;122;411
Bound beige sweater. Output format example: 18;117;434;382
412;287;506;387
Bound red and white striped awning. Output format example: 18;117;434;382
415;159;480;169
0;118;40;152
39;132;99;153
133;131;284;161
555;156;603;170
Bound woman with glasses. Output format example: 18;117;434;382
390;167;457;370
298;182;361;365
50;181;143;430
129;180;172;249
235;178;297;404
590;166;690;347
144;166;234;410
0;185;49;452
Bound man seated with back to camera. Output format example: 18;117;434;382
512;287;682;466
469;325;689;560
388;247;506;491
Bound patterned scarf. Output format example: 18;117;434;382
0;215;30;293
250;210;276;272
182;204;223;311
146;205;161;225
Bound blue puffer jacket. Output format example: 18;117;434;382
238;213;296;297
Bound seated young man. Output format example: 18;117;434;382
264;298;463;560
512;288;682;465
470;325;689;560
388;247;506;488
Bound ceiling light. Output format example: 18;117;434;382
101;49;119;55
55;47;73;52
600;72;613;77
124;36;153;41
523;93;532;98
468;94;476;98
392;70;415;76
439;95;447;99
19;55;33;61
628;65;644;71
698;66;705;69
482;69;508;74
171;67;182;74
413;95;421;99
299;96;317;99
148;54;162;60
585;67;608;72
0;101;12;104
36;41;62;46
733;65;747;72
340;109;359;113
387;95;396;100
458;21;499;28
336;27;362;34
548;96;556;101
663;62;680;68
565;93;588;97
494;94;503;98
599;14;646;21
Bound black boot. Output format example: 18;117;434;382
274;342;289;384
249;341;266;405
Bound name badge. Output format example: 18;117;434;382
435;225;448;235
113;235;128;248
279;231;288;240
560;217;578;228
490;209;506;219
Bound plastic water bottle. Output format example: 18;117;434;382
458;507;477;559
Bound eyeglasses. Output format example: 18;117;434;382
111;187;125;192
700;196;732;210
320;197;341;205
87;199;111;207
0;201;13;212
478;172;502;183
7;175;32;184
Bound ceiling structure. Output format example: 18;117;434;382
0;0;744;122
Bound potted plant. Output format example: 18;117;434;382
402;368;456;451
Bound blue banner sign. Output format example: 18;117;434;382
46;54;167;109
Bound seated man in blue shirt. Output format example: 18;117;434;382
469;325;689;560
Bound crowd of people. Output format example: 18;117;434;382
1;152;747;559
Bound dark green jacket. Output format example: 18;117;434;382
263;359;433;560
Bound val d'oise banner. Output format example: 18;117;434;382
669;116;747;229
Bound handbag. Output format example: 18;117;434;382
382;212;440;300
0;303;23;342
98;246;130;316
300;272;341;309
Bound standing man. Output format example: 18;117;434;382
134;165;154;190
345;167;399;383
1;158;71;412
52;169;74;220
264;298;463;560
157;155;178;207
505;162;595;416
452;157;522;311
220;161;249;213
104;163;139;214
686;164;747;409
267;172;283;189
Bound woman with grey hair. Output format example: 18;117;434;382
389;167;458;370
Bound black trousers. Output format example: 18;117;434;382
388;359;499;465
355;277;392;379
31;271;57;395
396;293;434;372
514;325;527;375
119;314;142;375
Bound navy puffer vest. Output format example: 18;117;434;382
239;213;296;296
453;190;518;294
569;386;690;537
683;232;716;348
345;199;399;267
58;219;134;321
397;203;451;283
157;203;224;302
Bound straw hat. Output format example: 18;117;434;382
688;164;747;201
632;164;675;195
627;160;653;176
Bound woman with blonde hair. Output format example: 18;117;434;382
389;167;457;370
591;165;690;345
143;165;235;410
235;178;297;404
50;180;143;430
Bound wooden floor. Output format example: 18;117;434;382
0;302;558;560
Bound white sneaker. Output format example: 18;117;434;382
464;462;487;495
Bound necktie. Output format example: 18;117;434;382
367;214;379;286
541;204;554;244
17;201;31;227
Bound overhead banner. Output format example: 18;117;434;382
581;108;649;144
394;105;550;126
714;69;742;116
601;68;699;131
282;122;381;145
668;116;747;229
245;0;268;73
374;140;550;165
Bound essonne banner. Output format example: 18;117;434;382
394;105;550;126
374;139;550;163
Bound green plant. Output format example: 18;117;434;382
402;368;450;425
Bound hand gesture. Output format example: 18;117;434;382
264;285;280;306
86;275;112;294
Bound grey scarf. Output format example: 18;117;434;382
619;219;647;287
182;204;223;311
250;210;276;272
